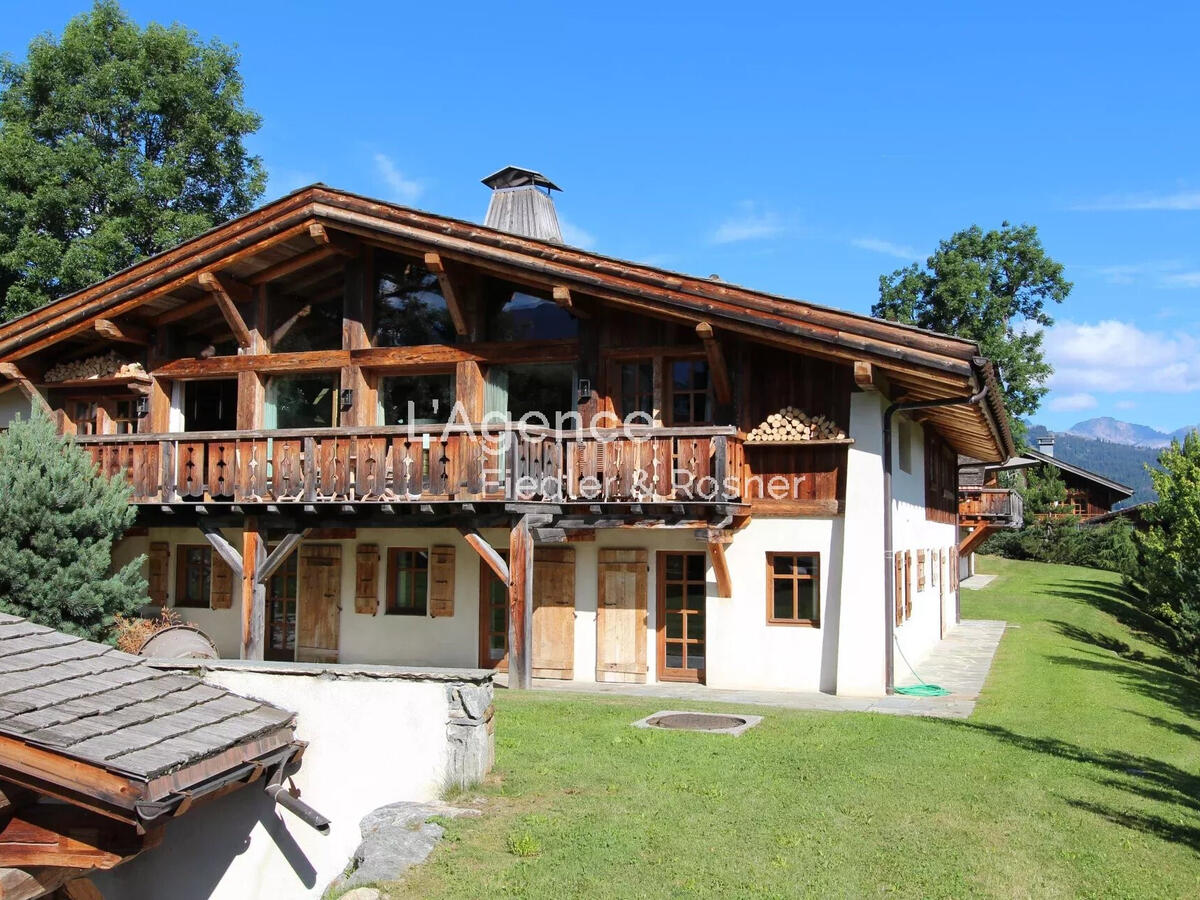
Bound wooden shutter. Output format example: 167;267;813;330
297;544;342;663
429;545;456;617
210;557;233;609
596;549;648;682
148;542;169;606
894;552;904;626
904;551;913;619
355;543;380;614
918;550;926;591
533;547;575;679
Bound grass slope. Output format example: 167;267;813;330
389;559;1199;898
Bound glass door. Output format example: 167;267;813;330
657;551;707;683
266;549;299;661
478;553;509;670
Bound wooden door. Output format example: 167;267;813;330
478;553;510;670
532;547;575;679
266;550;299;662
296;544;342;663
597;549;648;682
657;551;707;683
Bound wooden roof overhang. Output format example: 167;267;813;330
0;185;1014;461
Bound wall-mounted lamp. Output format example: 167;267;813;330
577;378;592;403
339;388;354;412
135;395;150;419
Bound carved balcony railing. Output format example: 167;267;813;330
75;425;747;506
958;486;1024;529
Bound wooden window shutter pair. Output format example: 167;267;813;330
355;543;380;614
904;552;913;620
893;552;904;627
210;558;234;609
917;550;926;591
148;543;170;606
429;546;456;617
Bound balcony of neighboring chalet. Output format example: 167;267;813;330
957;486;1024;555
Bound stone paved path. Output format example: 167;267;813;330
960;574;998;590
497;619;1006;719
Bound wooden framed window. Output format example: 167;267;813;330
668;359;711;425
766;553;820;626
616;360;655;421
386;548;429;615
174;545;211;609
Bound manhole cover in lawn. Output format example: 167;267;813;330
633;710;762;735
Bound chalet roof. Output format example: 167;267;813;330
0;613;295;781
0;184;1015;461
986;449;1134;497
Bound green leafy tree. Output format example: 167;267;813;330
1136;432;1200;662
0;412;146;640
1020;465;1070;523
0;1;265;320
872;223;1071;445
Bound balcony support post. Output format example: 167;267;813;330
241;516;266;661
507;514;535;690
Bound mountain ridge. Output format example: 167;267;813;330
1066;416;1199;448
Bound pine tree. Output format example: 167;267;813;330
0;412;146;640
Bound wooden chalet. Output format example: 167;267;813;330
0;613;325;899
0;168;1016;695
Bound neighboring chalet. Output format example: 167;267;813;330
0;169;1016;696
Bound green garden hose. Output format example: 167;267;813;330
892;638;951;697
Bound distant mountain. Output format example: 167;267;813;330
1067;417;1174;447
1027;425;1162;508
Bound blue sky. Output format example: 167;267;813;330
4;1;1200;433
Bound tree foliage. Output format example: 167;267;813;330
0;1;265;320
1135;432;1200;662
0;412;146;640
872;223;1071;445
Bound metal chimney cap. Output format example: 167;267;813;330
482;166;561;192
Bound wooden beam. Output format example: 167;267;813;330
308;223;358;256
60;877;104;900
0;804;145;870
0;363;50;417
197;272;253;350
507;515;534;690
93;318;149;345
248;245;341;286
458;528;509;584
256;530;309;585
695;321;733;406
707;541;732;599
853;360;893;397
241;516;266;660
0;866;79;900
199;525;244;577
155;295;214;326
423;253;468;336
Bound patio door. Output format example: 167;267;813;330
479;552;509;671
266;550;298;662
657;551;707;683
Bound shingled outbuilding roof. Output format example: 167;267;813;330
0;612;298;821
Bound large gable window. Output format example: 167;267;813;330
380;374;455;426
373;252;456;347
489;291;578;341
670;359;711;425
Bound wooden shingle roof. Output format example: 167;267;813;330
0;613;295;782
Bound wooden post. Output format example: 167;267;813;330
340;259;376;426
241;516;266;660
507;514;534;689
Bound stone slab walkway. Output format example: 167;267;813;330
960;574;998;590
496;619;1006;719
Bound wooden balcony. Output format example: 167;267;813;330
958;487;1024;528
76;425;747;508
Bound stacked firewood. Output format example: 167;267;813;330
44;351;145;383
747;406;846;443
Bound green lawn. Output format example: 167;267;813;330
390;558;1200;898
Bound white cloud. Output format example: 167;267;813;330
372;153;423;204
1115;400;1138;410
850;237;921;260
1047;392;1098;412
710;203;783;244
557;215;596;249
1161;271;1200;288
1044;319;1200;394
1073;189;1200;211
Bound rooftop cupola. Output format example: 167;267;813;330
482;166;563;243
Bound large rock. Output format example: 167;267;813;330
329;801;480;892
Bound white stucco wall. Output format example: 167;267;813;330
92;663;490;900
0;389;31;428
891;416;959;673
